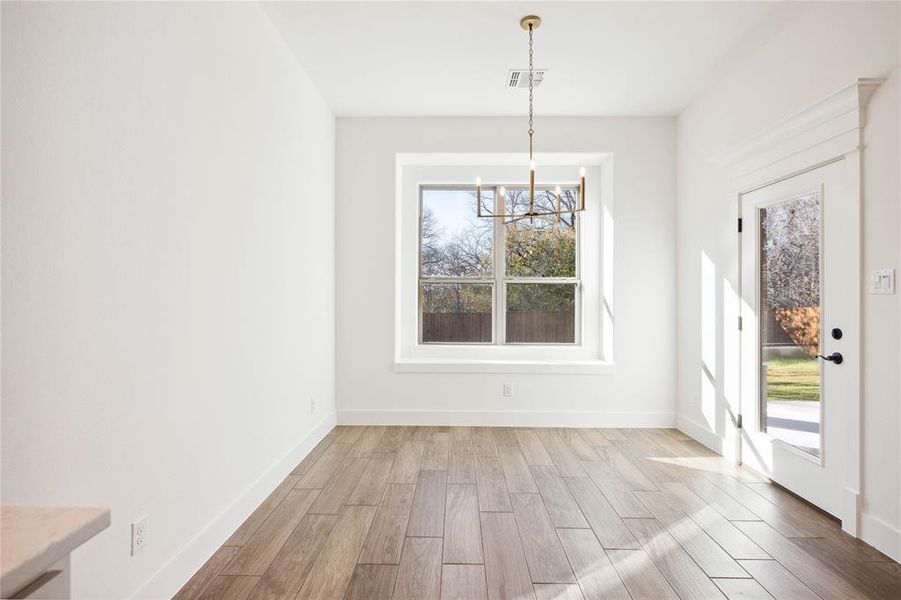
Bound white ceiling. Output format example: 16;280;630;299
262;1;802;117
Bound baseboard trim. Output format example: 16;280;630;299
676;415;724;454
860;511;901;562
337;409;674;427
842;488;860;536
130;412;337;600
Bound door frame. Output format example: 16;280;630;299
714;79;882;535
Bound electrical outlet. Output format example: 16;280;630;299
503;383;513;397
131;516;147;556
310;397;316;414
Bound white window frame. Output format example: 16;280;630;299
418;183;582;347
394;154;614;374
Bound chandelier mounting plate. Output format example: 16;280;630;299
520;15;541;31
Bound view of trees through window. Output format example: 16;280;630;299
759;192;822;457
419;186;578;344
421;189;493;278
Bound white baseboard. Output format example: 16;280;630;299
130;412;337;600
842;488;860;536
676;415;724;454
337;409;674;427
860;511;901;562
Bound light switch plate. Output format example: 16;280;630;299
869;268;895;295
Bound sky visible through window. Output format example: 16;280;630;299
422;189;481;245
421;189;493;278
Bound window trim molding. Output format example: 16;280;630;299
394;153;614;374
392;358;616;375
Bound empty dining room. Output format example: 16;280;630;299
2;1;901;599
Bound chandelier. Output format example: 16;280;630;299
477;15;585;223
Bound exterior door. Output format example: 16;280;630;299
740;159;857;521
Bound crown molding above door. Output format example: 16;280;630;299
711;78;884;191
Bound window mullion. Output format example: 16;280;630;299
504;277;579;284
420;277;494;284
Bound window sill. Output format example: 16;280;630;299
392;358;615;375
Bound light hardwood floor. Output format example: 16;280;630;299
175;426;901;599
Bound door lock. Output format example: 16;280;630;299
817;352;843;365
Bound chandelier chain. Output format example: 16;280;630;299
528;23;534;157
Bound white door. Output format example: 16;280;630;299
740;159;858;522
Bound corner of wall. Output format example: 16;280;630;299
860;512;901;562
676;415;724;455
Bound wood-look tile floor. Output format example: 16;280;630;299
175;427;901;599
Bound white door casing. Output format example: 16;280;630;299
715;79;881;535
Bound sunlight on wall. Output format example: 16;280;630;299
739;278;775;473
723;277;741;458
701;251;717;430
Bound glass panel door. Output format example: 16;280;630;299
741;159;851;521
758;192;822;458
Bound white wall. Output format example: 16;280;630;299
897;10;901;555
1;2;336;598
675;1;900;558
336;117;676;425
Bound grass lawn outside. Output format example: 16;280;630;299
765;355;820;402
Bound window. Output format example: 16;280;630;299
396;158;611;373
419;188;494;343
419;186;580;345
504;187;579;344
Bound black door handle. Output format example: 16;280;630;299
817;352;843;365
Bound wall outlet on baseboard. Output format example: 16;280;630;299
503;383;513;397
131;515;147;556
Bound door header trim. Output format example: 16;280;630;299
712;78;883;174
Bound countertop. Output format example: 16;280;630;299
1;506;110;597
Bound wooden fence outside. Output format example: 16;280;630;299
763;310;795;345
422;311;575;344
